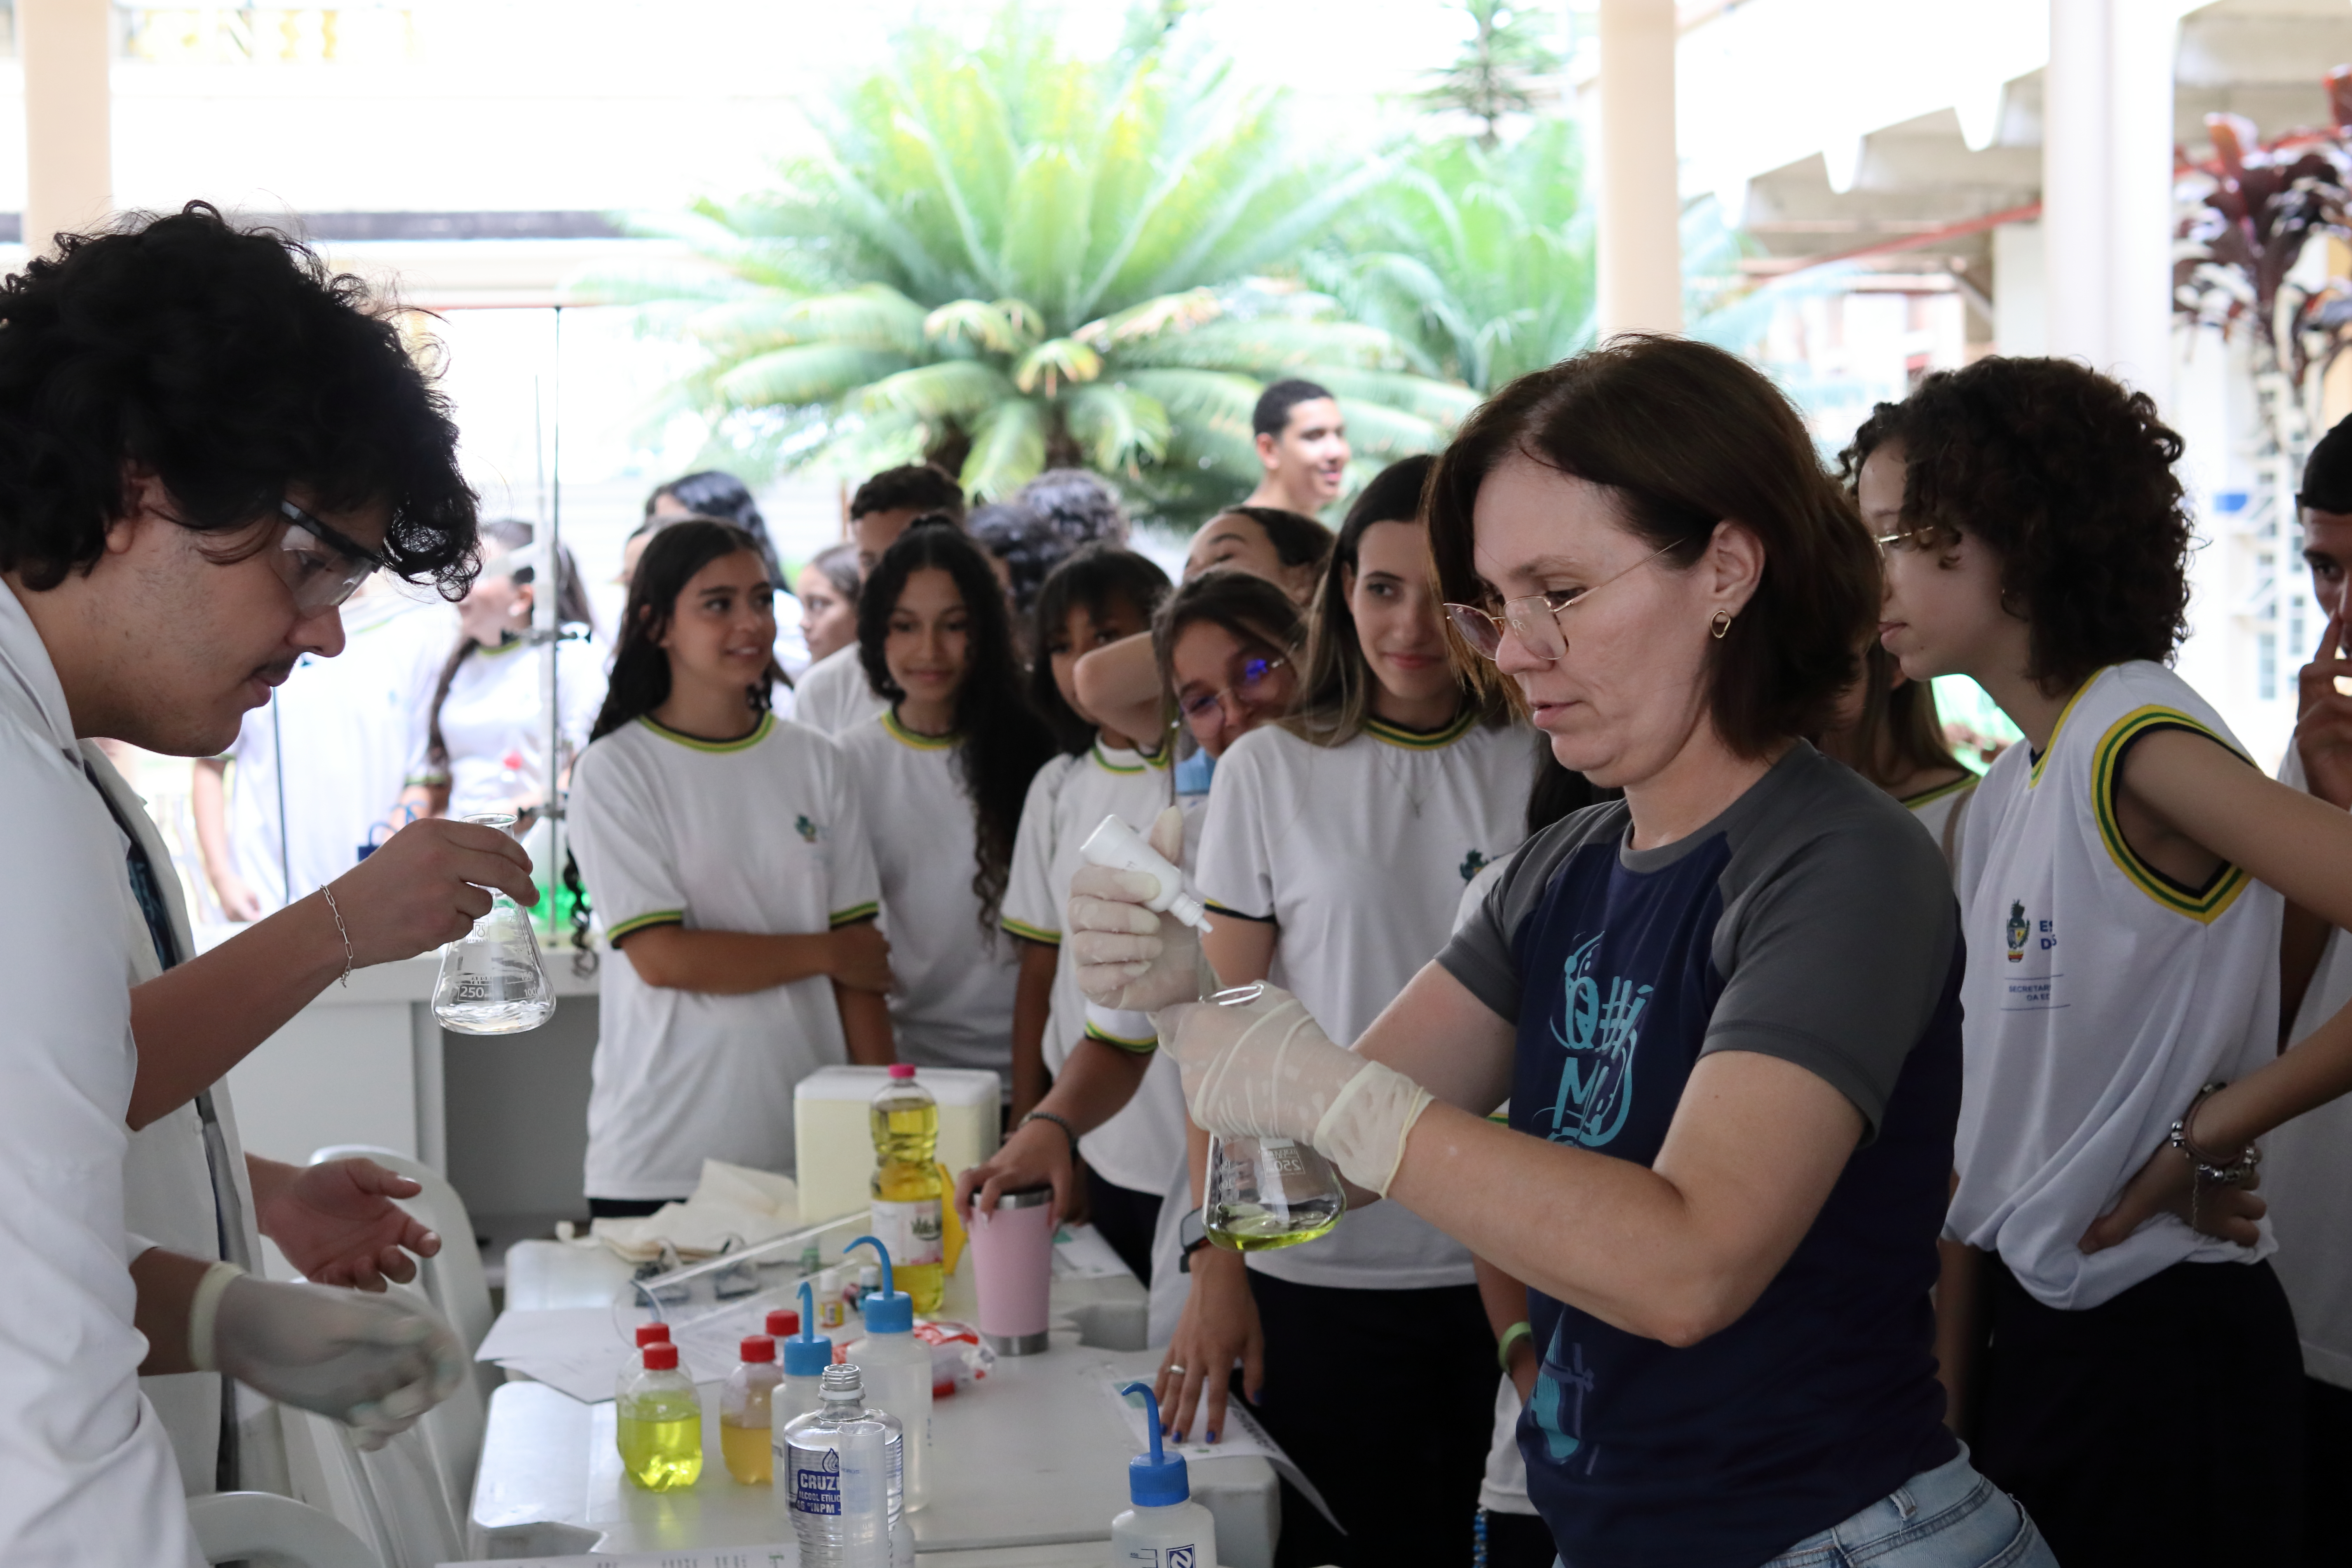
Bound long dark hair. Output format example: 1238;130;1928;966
1029;545;1174;755
1289;455;1508;746
566;520;777;969
646;470;782;583
857;525;1056;933
425;518;597;777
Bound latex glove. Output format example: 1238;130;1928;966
1068;805;1200;1016
1158;984;1435;1197
207;1275;465;1449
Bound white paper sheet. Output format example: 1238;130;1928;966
1096;1367;1343;1531
438;1547;797;1568
475;1307;633;1404
1051;1221;1131;1280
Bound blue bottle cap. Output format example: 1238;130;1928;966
783;1279;833;1376
846;1235;913;1334
1117;1382;1190;1507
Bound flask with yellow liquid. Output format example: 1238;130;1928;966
869;1064;945;1313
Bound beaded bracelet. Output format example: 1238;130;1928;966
1021;1110;1082;1162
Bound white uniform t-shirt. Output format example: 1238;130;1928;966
0;583;200;1566
1948;662;2281;1310
792;643;889;737
1901;773;1976;873
2260;746;2352;1387
568;713;880;1200
1002;740;1188;1195
837;711;1019;1084
1195;712;1532;1290
226;592;453;910
410;631;607;818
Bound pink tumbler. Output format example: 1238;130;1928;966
969;1185;1056;1355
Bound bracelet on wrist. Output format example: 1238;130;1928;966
1021;1110;1081;1162
1497;1320;1534;1375
2170;1081;2260;1188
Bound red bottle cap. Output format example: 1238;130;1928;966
643;1342;679;1371
888;1063;916;1079
766;1309;800;1338
634;1323;671;1347
740;1334;776;1363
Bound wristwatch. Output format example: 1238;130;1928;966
1177;1208;1211;1273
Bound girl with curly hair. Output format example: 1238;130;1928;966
1854;355;2352;1566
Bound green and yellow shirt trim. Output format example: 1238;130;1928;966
882;710;959;751
1366;708;1479;751
829;902;880;928
1001;917;1060;946
607;909;685;942
1899;774;1976;811
637;713;775;754
2027;676;2101;789
1090;741;1170;775
2091;704;2252;923
1084;1019;1159;1054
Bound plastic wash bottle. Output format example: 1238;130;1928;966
781;1362;912;1568
843;1234;932;1510
775;1277;837;1461
721;1333;782;1484
1112;1381;1218;1568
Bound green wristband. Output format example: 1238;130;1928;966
1496;1319;1534;1374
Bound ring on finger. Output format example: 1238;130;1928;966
1165;1363;1187;1377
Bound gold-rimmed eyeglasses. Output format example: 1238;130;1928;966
1443;542;1675;663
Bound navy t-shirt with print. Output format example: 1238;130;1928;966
1440;744;1963;1568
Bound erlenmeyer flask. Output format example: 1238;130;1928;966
1193;957;1346;1253
432;812;557;1035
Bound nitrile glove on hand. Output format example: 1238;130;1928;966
590;1159;801;1263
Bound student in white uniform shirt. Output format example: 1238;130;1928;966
566;521;895;1216
397;519;605;824
792;464;965;735
993;546;1179;1281
0;205;539;1561
639;469;809;678
1182;456;1531;1563
1818;640;1977;870
1858;357;2352;1566
837;526;1057;1087
191;582;454;918
957;567;1307;1318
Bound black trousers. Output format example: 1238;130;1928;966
586;1196;675;1219
1085;1166;1164;1288
1973;1254;2304;1568
1242;1268;1494;1568
2307;1378;2352;1568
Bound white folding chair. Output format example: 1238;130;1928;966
280;1407;466;1568
187;1490;380;1568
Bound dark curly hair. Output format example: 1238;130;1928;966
0;202;477;596
857;524;1056;934
1839;356;2191;695
1427;335;1878;756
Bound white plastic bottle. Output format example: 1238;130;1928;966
1110;1382;1218;1568
775;1279;836;1453
843;1234;932;1510
781;1362;913;1568
1080;814;1213;930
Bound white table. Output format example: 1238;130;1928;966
472;1239;1279;1566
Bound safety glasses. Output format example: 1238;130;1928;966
270;499;385;614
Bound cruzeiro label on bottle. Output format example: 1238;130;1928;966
791;1446;843;1516
869;1198;944;1266
1124;1547;1201;1567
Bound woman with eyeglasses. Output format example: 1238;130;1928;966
1160;570;1306;766
1148;453;1532;1567
1069;339;2056;1568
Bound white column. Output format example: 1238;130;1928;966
19;0;113;255
2042;0;2180;406
1595;0;1683;338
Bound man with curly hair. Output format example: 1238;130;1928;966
1852;355;2352;1566
0;204;541;1559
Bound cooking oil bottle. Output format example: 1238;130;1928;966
616;1340;703;1490
869;1065;944;1313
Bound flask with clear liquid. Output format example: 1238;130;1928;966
868;1066;944;1314
432;811;557;1034
781;1362;913;1568
1078;812;1346;1254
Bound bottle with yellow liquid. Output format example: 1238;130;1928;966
720;1333;782;1484
869;1064;945;1314
617;1341;703;1491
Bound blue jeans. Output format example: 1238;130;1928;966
1755;1445;2058;1568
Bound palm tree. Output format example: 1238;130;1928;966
1307;118;1595;394
630;10;1477;523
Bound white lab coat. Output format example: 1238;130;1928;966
94;744;289;1498
0;581;202;1566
